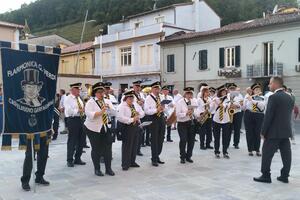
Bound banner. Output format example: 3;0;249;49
1;48;59;133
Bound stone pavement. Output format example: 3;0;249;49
0;124;300;200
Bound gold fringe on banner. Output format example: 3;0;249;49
26;134;34;140
40;132;47;137
18;145;27;151
1;146;12;151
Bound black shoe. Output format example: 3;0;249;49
167;139;173;142
52;137;57;141
256;152;262;157
215;154;221;159
277;176;289;183
234;145;240;149
141;144;146;147
67;161;74;167
84;145;90;148
194;139;198;142
105;169;115;176
152;162;159;167
35;177;50;186
137;152;143;156
223;153;230;159
22;183;31;191
206;145;214;149
95;169;104;176
249;152;254;156
186;158;194;163
74;160;86;165
180;159;186;164
200;146;207;150
60;130;68;134
253;175;272;183
146;143;151;146
82;150;86;153
122;167;129;171
157;159;165;164
131;163;140;168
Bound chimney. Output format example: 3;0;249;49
193;0;201;32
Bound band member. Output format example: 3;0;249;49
160;86;175;142
84;82;115;176
52;93;60;140
104;82;118;141
211;85;232;159
144;81;166;167
244;83;265;156
227;83;244;149
132;80;145;156
254;76;294;184
21;132;51;191
197;86;213;150
117;90;145;170
208;87;217;118
176;87;197;163
64;83;86;167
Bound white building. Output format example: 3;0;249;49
93;0;220;92
159;12;300;105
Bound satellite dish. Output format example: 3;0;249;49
272;4;278;14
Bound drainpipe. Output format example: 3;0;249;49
183;42;186;88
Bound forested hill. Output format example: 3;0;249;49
0;0;297;43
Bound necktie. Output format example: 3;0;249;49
98;100;108;124
76;97;84;118
187;100;193;119
130;105;137;117
219;103;224;121
252;103;257;112
156;96;161;117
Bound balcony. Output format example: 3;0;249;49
247;61;283;78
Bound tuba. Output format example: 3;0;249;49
85;83;93;97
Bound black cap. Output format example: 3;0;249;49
123;90;135;98
184;87;194;93
161;85;169;91
209;87;216;92
70;83;82;89
151;81;161;88
217;84;227;92
104;82;112;88
251;83;261;90
132;80;142;85
227;83;237;89
92;82;105;91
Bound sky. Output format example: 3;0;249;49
0;0;37;14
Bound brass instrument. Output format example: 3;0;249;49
198;101;211;125
228;96;235;123
166;109;177;126
85;83;93;97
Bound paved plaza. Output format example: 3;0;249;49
0;122;300;200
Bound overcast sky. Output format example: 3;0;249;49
0;0;37;14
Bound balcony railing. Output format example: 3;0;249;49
247;61;283;78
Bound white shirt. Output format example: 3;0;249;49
117;101;145;125
160;94;175;118
244;95;265;113
228;92;244;113
176;98;198;122
196;97;213;116
173;93;183;103
144;93;160;116
208;95;216;114
211;96;231;124
64;94;84;118
59;94;66;109
84;97;116;133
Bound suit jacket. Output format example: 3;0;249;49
261;90;294;139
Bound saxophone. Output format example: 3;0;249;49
228;95;235;123
198;100;211;125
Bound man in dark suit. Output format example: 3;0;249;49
254;76;294;184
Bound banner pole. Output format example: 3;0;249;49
31;137;36;193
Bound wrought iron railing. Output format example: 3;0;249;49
247;61;283;78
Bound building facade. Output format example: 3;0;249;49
93;0;220;92
160;13;300;105
0;21;23;43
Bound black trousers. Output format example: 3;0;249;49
261;138;291;177
121;124;139;168
213;122;231;154
178;121;195;160
85;126;112;171
52;113;60;139
230;111;243;147
199;118;212;148
21;136;49;184
149;115;165;162
166;125;172;140
244;111;264;152
67;117;84;162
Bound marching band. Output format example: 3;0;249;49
19;77;295;191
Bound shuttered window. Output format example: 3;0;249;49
219;46;240;68
199;50;208;70
167;54;175;72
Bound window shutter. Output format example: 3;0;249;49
235;46;241;67
202;50;208;70
219;48;224;68
199;51;202;70
298;38;300;62
171;55;175;72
